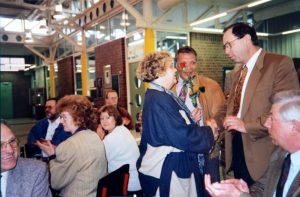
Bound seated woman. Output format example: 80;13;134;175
97;105;142;194
136;51;218;197
36;95;107;197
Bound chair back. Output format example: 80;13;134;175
96;164;130;197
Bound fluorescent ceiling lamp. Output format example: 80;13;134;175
190;0;271;26
190;12;227;26
282;29;300;35
192;27;223;33
193;27;269;37
165;36;187;40
256;32;269;36
247;0;271;8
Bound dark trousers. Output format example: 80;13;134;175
232;132;255;186
206;157;220;182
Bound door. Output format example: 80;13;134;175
129;62;145;128
0;82;13;118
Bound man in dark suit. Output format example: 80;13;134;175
205;89;300;197
26;97;71;159
1;120;52;197
215;23;299;186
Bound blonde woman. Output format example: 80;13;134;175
136;51;218;197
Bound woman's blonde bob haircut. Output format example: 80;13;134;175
136;51;173;82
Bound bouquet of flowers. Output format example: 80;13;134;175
178;63;205;108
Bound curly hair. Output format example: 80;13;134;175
98;105;123;127
136;51;173;82
56;95;99;131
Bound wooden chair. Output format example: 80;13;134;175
96;164;130;197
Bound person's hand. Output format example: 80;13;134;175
221;178;249;193
206;118;219;140
223;116;246;133
204;174;244;197
96;124;106;140
192;107;202;123
35;140;56;156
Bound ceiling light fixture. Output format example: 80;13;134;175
190;12;227;26
192;27;269;37
282;28;300;35
192;27;223;33
247;0;271;8
190;0;272;26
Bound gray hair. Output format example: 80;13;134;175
272;90;300;122
1;119;11;129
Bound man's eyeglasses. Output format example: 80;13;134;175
1;138;19;150
223;37;240;50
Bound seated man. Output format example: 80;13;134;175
205;89;300;197
26;98;71;159
105;89;133;130
1;120;52;197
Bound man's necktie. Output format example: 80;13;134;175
232;65;248;115
276;154;291;197
179;81;189;102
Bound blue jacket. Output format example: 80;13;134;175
26;118;71;158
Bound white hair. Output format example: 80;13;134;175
272;90;300;122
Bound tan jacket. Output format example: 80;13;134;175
217;50;299;181
50;130;107;197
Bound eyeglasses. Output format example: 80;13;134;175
223;37;240;50
1;138;19;150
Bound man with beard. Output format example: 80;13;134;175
26;98;71;160
1;120;52;197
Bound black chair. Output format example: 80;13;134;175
96;164;130;197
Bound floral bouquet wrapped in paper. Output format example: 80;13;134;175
177;62;205;107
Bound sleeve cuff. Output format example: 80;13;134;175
48;154;56;161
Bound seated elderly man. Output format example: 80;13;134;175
1;120;52;197
205;89;300;197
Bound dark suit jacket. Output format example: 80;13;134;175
218;50;299;180
6;158;52;197
240;148;300;197
26;118;71;157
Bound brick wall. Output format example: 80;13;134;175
190;32;234;89
57;56;75;98
94;38;127;109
